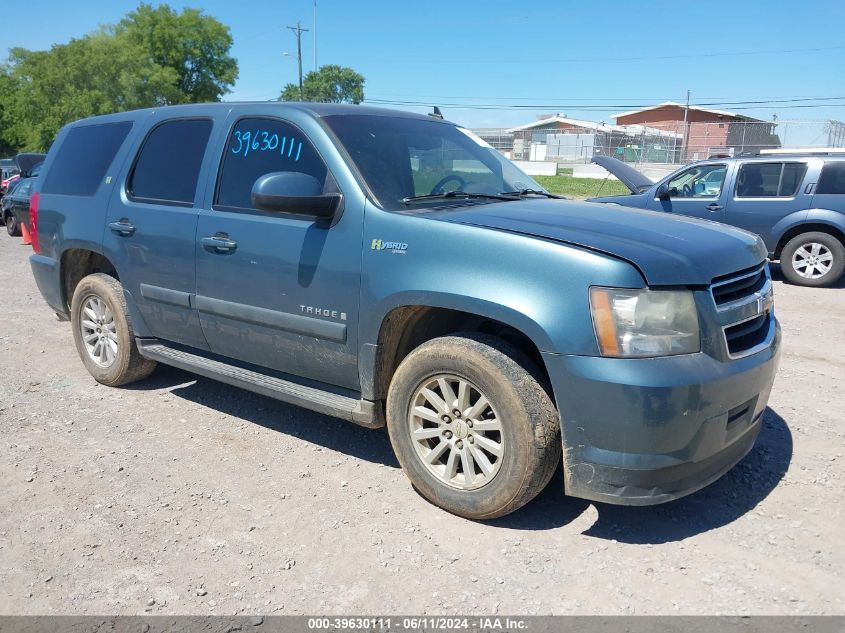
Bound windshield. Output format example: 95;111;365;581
323;115;543;210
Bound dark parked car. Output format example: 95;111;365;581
26;103;779;518
590;154;845;287
3;154;45;236
2;177;33;236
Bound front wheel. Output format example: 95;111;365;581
70;273;157;386
386;334;561;519
780;232;845;287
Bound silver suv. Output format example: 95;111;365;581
591;154;845;287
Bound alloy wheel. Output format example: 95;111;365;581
408;374;504;490
79;295;118;367
791;242;833;280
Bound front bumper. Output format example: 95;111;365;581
543;319;781;505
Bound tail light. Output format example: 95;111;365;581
29;192;40;254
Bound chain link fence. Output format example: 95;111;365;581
474;119;845;167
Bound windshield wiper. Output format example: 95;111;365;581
402;191;516;205
499;188;564;199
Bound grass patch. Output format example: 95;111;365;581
535;171;632;200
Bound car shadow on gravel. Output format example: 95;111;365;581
491;407;792;541
127;364;400;468
132;366;792;540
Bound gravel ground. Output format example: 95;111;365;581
0;234;843;616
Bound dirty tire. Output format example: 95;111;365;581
71;273;156;386
386;333;561;520
780;231;845;287
4;211;20;237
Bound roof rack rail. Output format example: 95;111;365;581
759;147;845;156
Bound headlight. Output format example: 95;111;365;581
589;287;700;357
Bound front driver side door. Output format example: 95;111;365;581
649;162;731;222
195;115;363;391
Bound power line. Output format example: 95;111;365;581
363;97;845;112
367;93;841;103
236;26;280;44
351;45;845;66
365;93;845;104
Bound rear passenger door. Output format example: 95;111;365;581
194;115;362;391
724;161;810;249
103;115;216;350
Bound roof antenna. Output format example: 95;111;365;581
429;106;443;119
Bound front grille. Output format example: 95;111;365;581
710;264;774;359
725;313;771;357
711;265;767;306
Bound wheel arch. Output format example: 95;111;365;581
363;298;554;404
773;219;845;260
59;247;120;312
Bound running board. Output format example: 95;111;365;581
137;340;383;428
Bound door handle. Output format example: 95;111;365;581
706;203;723;212
202;234;238;254
108;220;136;237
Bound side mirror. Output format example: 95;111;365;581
656;183;671;201
251;172;342;220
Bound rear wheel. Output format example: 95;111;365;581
4;211;19;237
386;334;561;519
780;232;845;287
70;273;156;386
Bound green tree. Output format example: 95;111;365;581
0;68;22;155
2;34;180;151
117;3;238;103
281;64;365;104
0;4;238;153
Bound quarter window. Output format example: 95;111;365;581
666;164;726;198
216;117;329;210
16;180;32;196
41;121;133;197
817;162;845;195
735;162;807;198
128;118;213;205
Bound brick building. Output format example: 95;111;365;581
612;102;781;160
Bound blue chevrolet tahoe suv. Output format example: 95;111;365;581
27;103;781;518
591;154;845;287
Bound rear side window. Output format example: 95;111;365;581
128;118;213;206
735;162;807;197
41;121;133;196
817;162;845;194
215;117;328;211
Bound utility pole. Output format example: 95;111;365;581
682;89;691;162
286;22;309;100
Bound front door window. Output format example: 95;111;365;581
665;164;727;199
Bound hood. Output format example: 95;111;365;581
429;199;767;286
591;156;653;193
14;153;46;178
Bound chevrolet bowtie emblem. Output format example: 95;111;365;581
754;290;773;316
